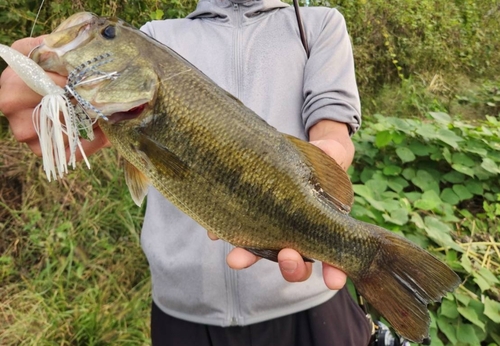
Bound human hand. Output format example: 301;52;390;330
208;227;347;290
0;36;110;160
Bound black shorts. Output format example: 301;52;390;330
151;287;372;346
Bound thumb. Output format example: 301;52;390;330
11;35;47;56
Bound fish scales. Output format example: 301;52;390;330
28;12;461;342
101;54;375;273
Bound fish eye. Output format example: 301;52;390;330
101;25;116;39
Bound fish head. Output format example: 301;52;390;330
32;12;158;121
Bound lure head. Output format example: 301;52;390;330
32;12;158;119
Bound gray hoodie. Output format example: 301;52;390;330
140;0;361;326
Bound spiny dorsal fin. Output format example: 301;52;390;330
284;134;354;213
124;160;149;206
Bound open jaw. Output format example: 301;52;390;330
106;103;147;123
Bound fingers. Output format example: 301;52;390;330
225;247;313;283
277;248;313;282
322;263;347;290
224;244;347;290
226;247;260;269
206;231;219;241
11;36;46;56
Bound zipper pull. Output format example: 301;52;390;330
233;3;238;10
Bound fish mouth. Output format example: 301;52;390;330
107;103;147;124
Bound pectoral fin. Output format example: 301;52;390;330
124;160;149;206
138;134;190;180
285;135;354;213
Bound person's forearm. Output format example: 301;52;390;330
308;119;355;171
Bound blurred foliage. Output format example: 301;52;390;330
350;113;500;345
0;0;499;96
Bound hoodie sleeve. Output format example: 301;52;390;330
302;9;361;135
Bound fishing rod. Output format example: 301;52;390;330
292;0;310;58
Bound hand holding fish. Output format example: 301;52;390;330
0;37;111;162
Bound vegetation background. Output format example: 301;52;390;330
0;0;499;345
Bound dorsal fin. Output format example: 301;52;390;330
285;134;354;213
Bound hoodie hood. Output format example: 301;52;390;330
187;0;289;20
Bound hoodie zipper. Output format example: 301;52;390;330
232;3;242;100
225;2;242;327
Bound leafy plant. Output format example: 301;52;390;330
350;113;500;345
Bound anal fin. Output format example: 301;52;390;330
244;247;314;263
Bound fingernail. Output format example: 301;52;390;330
280;260;297;273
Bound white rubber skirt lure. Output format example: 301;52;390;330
0;43;90;181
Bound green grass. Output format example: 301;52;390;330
0;139;150;345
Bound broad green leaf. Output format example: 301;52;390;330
402;167;416;180
473;275;491;292
405;191;422;202
476;267;500;285
442;171;465;184
491;333;500;345
352;184;373;199
360;168;376;183
408;141;431;156
396;147;416;163
441;188;460;205
411;213;425;229
455;292;471;306
464;142;488;156
461;255;473;273
379;199;401;212
390;176;410;188
453;184;474;200
440;299;459;319
391;132;406;144
375;130;392;148
412;170;440;194
383;165;402;176
437;128;463;148
386;117;412;132
351;205;378;221
465;180;484;195
451;163;476;177
424;216;462;251
456;324;481;345
387;181;403;192
436;317;457;344
452;152;476;167
414;190;442;211
481;158;500;174
384;208;409;226
365;179;387;194
416;123;438;139
442;147;452;163
364;196;389;212
429;111;452;124
457;306;486;331
484;297;500;323
429;327;445;346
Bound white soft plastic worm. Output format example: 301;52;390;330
0;43;90;181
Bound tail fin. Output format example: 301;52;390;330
352;231;461;343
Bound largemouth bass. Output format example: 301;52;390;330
28;12;459;342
